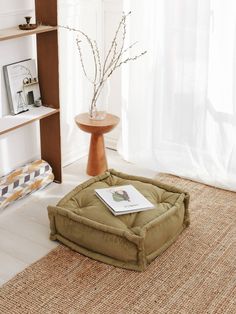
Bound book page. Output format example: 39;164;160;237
95;185;154;213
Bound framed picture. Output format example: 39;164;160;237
3;59;41;115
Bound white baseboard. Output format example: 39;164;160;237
105;135;118;150
62;137;118;167
62;144;88;167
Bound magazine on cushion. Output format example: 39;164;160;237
95;184;155;215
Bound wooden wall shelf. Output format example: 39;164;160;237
0;25;57;41
0;107;59;135
0;0;62;182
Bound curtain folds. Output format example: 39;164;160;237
118;0;236;191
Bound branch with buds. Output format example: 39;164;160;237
60;12;147;119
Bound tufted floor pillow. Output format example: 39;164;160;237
48;169;190;271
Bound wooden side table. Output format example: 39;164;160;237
75;113;120;176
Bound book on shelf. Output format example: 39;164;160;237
95;184;155;216
3;59;41;115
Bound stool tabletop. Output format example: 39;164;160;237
75;113;120;134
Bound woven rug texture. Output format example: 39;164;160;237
0;174;236;314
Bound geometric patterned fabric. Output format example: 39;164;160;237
0;159;54;209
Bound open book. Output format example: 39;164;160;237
95;184;155;216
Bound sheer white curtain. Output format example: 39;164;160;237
119;0;236;190
58;0;103;165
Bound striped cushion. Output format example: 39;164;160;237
0;160;54;209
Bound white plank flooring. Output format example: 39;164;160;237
0;150;157;286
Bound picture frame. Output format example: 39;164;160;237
3;59;41;115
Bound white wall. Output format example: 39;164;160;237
0;0;124;176
0;0;40;177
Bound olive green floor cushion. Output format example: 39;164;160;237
48;170;190;271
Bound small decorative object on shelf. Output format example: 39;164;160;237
34;98;42;107
62;11;147;120
19;16;38;30
25;16;31;25
3;59;41;114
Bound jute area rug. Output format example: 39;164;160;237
0;174;236;314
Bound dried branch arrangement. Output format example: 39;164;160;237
61;11;147;119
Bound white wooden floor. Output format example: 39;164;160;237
0;149;157;286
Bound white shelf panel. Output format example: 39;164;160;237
0;25;57;41
0;106;59;135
